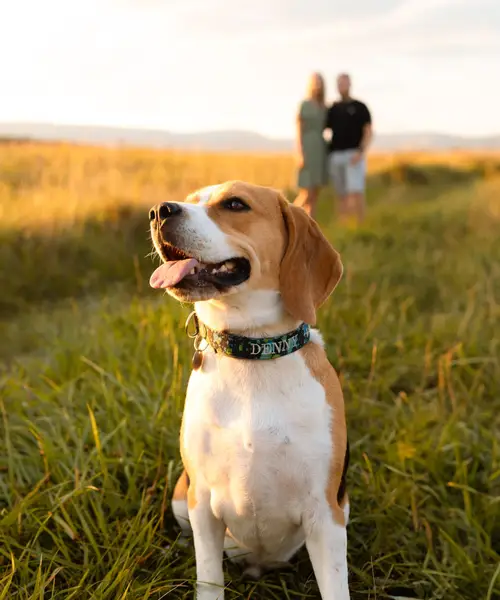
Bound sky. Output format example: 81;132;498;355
2;0;500;138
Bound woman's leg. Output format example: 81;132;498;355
294;187;319;219
308;187;320;220
294;188;310;212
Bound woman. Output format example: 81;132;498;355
294;72;328;219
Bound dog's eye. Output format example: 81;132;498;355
221;197;250;212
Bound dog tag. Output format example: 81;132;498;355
192;333;207;371
192;350;204;371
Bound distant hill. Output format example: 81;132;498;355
0;122;499;152
371;132;500;152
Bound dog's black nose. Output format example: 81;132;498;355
149;202;182;222
159;202;182;221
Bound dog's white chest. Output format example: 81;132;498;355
182;349;333;555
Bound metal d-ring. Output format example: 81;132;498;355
193;334;209;353
184;311;199;339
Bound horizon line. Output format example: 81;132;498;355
0;120;499;140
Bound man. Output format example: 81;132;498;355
325;73;373;224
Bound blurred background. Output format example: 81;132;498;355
0;1;499;599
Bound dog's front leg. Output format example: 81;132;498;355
304;506;350;600
189;491;226;600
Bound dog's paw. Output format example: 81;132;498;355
175;535;192;550
164;534;192;553
242;565;262;581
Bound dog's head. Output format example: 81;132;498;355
149;181;342;325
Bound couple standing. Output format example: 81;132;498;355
294;72;373;223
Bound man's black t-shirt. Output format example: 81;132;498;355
325;99;371;153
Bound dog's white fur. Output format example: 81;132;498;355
152;199;236;267
152;182;349;599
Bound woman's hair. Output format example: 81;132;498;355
307;72;325;105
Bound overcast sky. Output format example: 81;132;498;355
2;0;499;137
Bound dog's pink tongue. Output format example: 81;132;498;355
149;258;199;289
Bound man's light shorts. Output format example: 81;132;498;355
328;149;366;196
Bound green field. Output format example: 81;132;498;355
0;144;499;599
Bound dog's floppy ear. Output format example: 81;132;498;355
278;195;343;326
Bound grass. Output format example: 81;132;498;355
0;143;499;599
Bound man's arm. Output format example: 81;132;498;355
359;122;373;153
351;104;372;164
324;105;332;132
359;104;373;153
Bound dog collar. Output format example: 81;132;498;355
185;312;311;370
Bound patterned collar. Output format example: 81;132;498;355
185;312;310;370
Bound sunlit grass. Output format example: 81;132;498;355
0;142;499;599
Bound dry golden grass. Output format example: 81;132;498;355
1;141;499;230
0;142;499;599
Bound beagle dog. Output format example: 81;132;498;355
149;181;350;600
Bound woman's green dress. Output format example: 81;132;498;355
297;99;328;189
